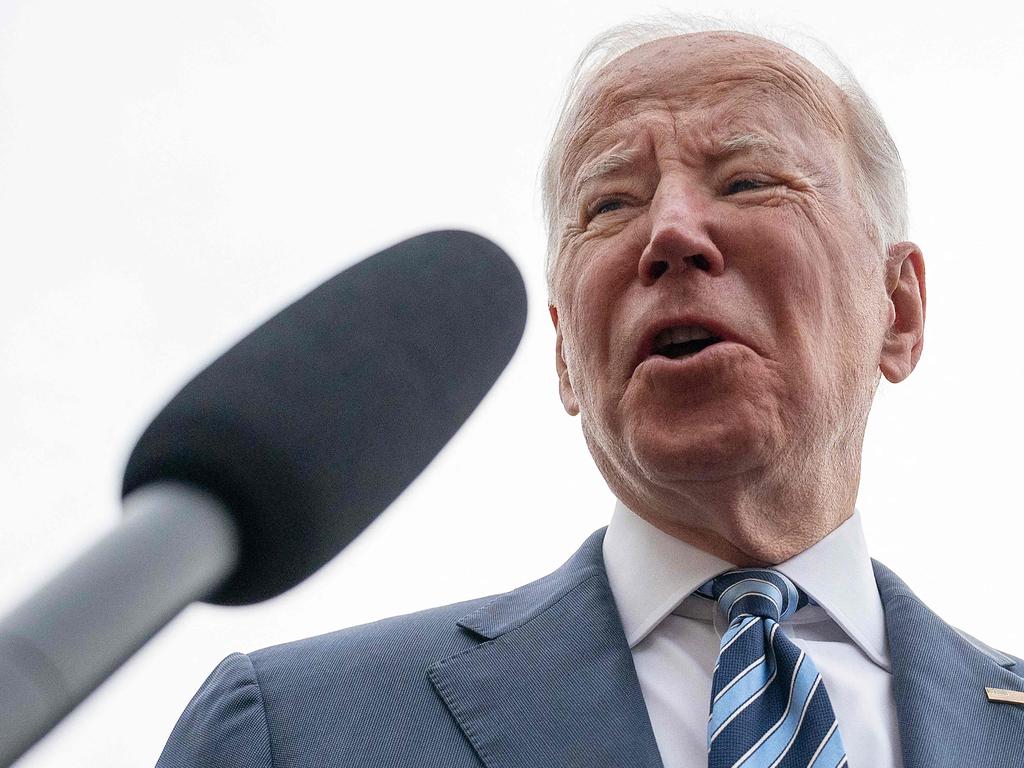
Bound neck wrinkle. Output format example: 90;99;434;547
610;451;861;565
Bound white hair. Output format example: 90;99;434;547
541;14;908;296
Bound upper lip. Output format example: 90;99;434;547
632;315;744;372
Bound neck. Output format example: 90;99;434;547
611;452;860;566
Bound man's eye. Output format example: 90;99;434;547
725;178;769;195
590;198;627;217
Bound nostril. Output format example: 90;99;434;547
648;261;669;280
690;254;710;271
643;254;712;282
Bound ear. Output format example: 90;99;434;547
879;241;926;383
549;305;580;416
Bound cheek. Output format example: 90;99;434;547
752;212;850;329
558;242;638;404
765;219;885;388
563;241;635;341
563;293;611;395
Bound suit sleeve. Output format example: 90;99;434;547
155;653;275;768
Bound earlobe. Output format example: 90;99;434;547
879;241;927;383
550;305;580;416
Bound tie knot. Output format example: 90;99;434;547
708;569;801;625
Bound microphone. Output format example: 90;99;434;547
0;230;527;766
124;228;526;604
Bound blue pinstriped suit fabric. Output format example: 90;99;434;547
156;529;1024;768
705;570;847;768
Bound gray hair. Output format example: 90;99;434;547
541;14;908;296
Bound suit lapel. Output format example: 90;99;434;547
428;529;663;768
874;561;1024;768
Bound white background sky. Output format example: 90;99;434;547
1;1;1021;765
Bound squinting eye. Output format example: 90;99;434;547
589;198;627;219
725;178;768;195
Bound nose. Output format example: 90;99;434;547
638;178;724;285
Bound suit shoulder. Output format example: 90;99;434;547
247;594;492;688
159;598;496;767
157;652;274;767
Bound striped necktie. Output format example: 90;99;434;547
705;568;849;768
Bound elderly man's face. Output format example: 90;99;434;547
550;34;922;503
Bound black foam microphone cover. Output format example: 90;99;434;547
122;230;526;605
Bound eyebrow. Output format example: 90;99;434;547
571;145;645;199
570;131;787;200
716;132;778;155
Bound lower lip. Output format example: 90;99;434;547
635;341;748;376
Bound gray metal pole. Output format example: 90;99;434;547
0;482;239;767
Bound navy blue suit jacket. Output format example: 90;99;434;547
156;529;1024;767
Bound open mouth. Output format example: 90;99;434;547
650;326;722;360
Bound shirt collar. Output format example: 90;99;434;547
602;500;891;671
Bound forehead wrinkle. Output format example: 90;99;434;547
699;60;847;141
555;45;850;221
666;32;850;139
560;37;846;157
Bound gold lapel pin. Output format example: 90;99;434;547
985;687;1024;705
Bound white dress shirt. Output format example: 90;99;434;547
602;501;905;768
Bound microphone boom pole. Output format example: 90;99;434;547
0;483;238;767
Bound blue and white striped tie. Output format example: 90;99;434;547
705;569;849;768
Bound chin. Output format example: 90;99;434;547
624;406;780;483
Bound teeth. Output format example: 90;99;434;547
653;325;714;348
